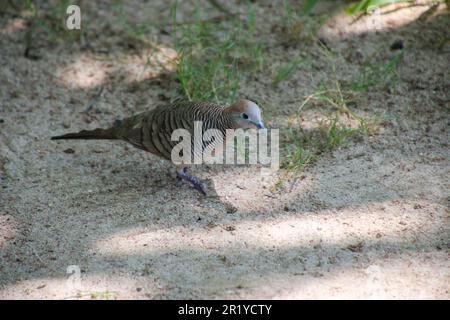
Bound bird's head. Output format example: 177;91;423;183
226;99;265;129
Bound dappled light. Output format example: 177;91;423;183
56;55;109;89
55;46;178;89
1;17;27;34
0;0;448;300
91;198;442;256
320;1;448;38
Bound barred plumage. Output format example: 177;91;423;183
51;99;265;195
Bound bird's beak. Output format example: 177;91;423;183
255;121;265;129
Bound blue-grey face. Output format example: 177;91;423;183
232;100;265;129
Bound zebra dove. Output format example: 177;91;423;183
51;99;265;195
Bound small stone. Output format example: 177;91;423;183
63;148;75;154
136;287;142;292
225;204;237;214
224;225;236;232
346;241;364;252
390;39;404;51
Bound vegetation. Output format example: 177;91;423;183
170;2;264;103
346;0;414;15
7;0;426;175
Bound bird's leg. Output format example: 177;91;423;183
176;167;207;196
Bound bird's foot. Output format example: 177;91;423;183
177;167;207;196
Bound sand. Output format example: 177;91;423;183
0;0;449;299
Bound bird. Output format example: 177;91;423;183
51;99;265;195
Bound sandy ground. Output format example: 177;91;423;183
0;1;449;299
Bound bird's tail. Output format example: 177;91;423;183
51;127;117;140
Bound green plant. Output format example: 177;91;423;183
76;290;118;300
281;111;363;172
176;43;241;102
280;0;324;45
346;0;413;15
352;52;404;91
320;115;359;150
274;179;285;190
280;123;319;172
24;0;84;41
281;43;376;172
110;0;156;49
283;0;319;23
283;143;317;171
346;0;446;16
273;57;304;86
171;2;265;102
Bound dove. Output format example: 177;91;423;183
51;99;265;195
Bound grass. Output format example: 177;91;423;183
280;113;361;171
280;0;326;45
352;51;404;92
24;0;84;42
345;0;447;18
346;0;414;15
320;115;360;149
75;290;118;300
113;0;154;46
10;1;383;175
280;39;405;172
283;142;317;171
176;42;241;102
170;2;265;103
281;43;377;172
4;0;87;60
273;56;305;86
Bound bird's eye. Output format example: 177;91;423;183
242;113;249;119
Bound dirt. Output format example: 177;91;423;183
0;1;449;299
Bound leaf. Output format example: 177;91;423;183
302;0;318;16
345;0;413;15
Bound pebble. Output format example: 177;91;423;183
390;39;404;51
